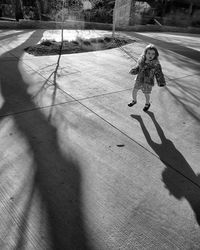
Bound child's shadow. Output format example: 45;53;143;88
131;112;200;225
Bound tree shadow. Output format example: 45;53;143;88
129;32;200;64
159;53;200;123
164;81;200;123
161;49;200;73
0;30;91;249
131;112;200;225
0;30;28;42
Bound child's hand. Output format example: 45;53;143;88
159;83;165;87
129;66;139;75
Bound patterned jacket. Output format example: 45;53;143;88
130;59;166;87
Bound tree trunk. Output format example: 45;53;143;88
36;0;42;20
161;0;167;17
189;2;193;16
15;0;24;21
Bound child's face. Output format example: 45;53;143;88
146;49;156;61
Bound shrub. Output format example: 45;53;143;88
41;40;53;46
163;11;192;27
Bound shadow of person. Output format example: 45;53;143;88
131;111;200;225
0;30;91;249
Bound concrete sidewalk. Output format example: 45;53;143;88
0;29;200;249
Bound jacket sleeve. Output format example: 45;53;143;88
129;64;139;75
155;64;166;86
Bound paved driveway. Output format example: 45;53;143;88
0;29;200;249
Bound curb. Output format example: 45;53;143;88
0;20;200;34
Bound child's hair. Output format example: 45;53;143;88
138;44;159;64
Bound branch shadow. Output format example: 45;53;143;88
130;32;200;64
131;112;200;225
0;30;28;42
0;30;91;249
165;83;200;123
160;45;200;73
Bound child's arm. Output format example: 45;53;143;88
155;64;166;87
129;64;139;75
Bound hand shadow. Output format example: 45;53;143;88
131;111;200;225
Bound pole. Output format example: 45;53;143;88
112;0;118;37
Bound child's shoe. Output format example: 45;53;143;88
143;103;151;112
128;100;137;107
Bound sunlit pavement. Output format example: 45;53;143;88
133;32;200;51
0;29;200;249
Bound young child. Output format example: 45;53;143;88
128;44;166;111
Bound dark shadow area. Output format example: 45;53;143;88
127;32;200;64
131;111;200;225
0;30;28;42
0;30;92;249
